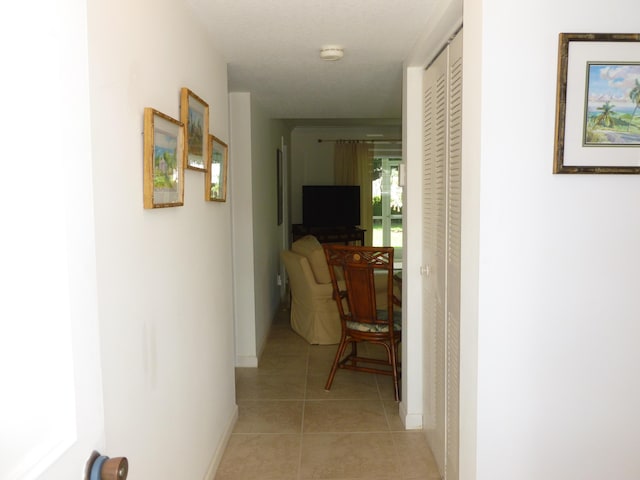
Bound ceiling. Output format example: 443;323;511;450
187;0;438;123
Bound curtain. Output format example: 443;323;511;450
334;141;373;245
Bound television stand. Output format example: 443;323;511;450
292;224;365;245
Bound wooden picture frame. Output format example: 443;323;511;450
276;148;283;225
143;108;185;208
180;87;209;172
205;135;228;202
553;33;640;174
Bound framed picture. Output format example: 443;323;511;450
205;135;228;202
180;87;209;171
143;108;185;208
554;33;640;173
276;148;283;225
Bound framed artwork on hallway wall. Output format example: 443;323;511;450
143;108;185;208
277;148;283;225
553;33;640;174
205;134;228;202
180;87;209;172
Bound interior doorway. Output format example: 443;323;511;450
372;156;403;263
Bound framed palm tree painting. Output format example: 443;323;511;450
553;33;640;173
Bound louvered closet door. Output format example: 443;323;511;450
423;29;463;480
446;30;463;480
422;45;448;475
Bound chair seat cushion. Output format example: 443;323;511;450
346;310;401;333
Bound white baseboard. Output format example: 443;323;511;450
236;330;268;367
235;355;258;367
203;404;238;480
399;401;423;430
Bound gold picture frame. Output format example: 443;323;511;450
553;33;640;174
180;87;209;172
205;135;228;202
277;148;283;225
143;108;185;209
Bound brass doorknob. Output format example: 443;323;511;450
85;451;128;480
102;457;128;480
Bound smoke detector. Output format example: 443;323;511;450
320;46;344;61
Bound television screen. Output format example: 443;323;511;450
302;185;360;227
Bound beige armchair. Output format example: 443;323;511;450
281;235;341;344
281;235;395;345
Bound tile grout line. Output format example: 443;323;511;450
296;343;310;480
377;373;394;432
218;304;439;479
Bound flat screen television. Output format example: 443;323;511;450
302;185;360;227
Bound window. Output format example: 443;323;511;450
372;157;403;261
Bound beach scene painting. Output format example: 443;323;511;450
584;63;640;145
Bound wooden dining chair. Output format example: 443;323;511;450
322;244;402;401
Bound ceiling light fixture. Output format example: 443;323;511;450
320;45;344;61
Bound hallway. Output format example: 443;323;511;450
215;305;439;479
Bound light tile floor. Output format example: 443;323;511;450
215;305;440;480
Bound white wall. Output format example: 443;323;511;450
230;93;290;366
230;93;258;367
402;66;428;429
463;0;640;479
249;98;290;355
87;0;236;477
290;129;335;225
459;2;480;480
